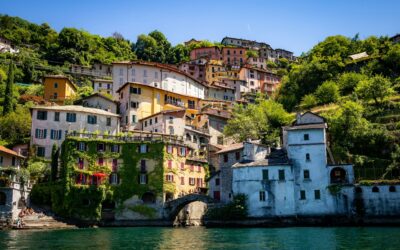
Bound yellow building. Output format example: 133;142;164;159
117;82;201;130
205;60;225;84
43;75;77;105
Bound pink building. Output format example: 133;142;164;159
190;47;222;61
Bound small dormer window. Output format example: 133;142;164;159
304;134;309;141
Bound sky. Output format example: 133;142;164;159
1;0;399;55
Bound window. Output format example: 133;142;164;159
98;158;104;166
223;154;228;163
130;102;139;108
306;153;310;161
54;112;60;122
259;191;266;201
300;190;306;200
36;147;45;157
188;100;195;109
372;186;379;193
314;190;321;200
11;157;16;166
262;170;269;180
140;160;146;172
179;147;186;157
0;156;3;165
37;111;48;120
167;160;173;169
180;162;185;171
304;134;309;141
140;144;148;153
35;129;47;139
166;174;174;182
106;117;111;126
78;142;86;151
155;117;158;123
54;82;58;88
139;174;147;184
130;87;142;94
169;116;173;124
180;176;185;185
149;119;152;125
190;165;194;172
235;151;240;160
278;170;285;181
53;92;58;99
50;129;62;140
197;165;201;172
132;115;136;123
167;145;173;154
87;115;97;124
303;170;310;180
97;143;105;152
111;144;120;153
66;113;76;122
215;178;220;186
78;158;84;169
154;71;158;79
189;177;195;186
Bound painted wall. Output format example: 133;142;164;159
43;77;76;105
80;96;117;114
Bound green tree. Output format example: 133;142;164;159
3;61;15;116
76;85;94;99
314;80;340;105
224;100;291;144
300;94;318;109
337;72;368;95
246;50;258;58
51;144;59;181
0;106;31;146
355;75;395;106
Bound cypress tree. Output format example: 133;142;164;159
3;60;15;116
51;144;59;181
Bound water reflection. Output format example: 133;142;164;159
1;227;400;250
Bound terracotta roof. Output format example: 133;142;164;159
216;143;243;154
0;146;24;158
74;92;118;104
116;81;203;100
112;60;207;87
31;105;120;117
138;109;186;121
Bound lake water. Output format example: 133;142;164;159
1;227;400;249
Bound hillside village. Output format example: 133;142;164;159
0;15;400;227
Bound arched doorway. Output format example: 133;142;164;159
142;192;156;204
0;192;6;205
330;167;346;184
175;201;208;226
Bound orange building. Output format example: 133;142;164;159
43;75;77;105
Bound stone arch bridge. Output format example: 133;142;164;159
163;194;216;220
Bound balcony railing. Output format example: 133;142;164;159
165;99;185;108
66;131;185;145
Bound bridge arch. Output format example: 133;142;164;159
163;193;215;220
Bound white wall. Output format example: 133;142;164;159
113;64;205;99
31;109;119;158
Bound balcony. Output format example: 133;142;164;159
165;99;185;108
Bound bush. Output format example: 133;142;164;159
300;94;318;109
205;194;248;220
315;80;340;105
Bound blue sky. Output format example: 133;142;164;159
1;0;399;55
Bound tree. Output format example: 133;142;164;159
134;34;158;62
3;60;15;116
76;85;94;99
300;94;318;109
246;50;258;58
50;144;59;181
0;106;31;146
355;75;394;106
337;72;368;95
314;80;340;105
224;100;292;145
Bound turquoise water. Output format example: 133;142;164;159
1;227;400;249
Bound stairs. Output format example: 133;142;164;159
18;214;76;229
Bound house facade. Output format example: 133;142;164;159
30;105;120;159
74;93;118;114
43;75;77;105
112;61;205;100
92;79;113;95
117;82;200;131
232;112;356;217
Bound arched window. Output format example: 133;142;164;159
372;186;379;193
389;186;396;192
354;186;362;194
0;192;6;205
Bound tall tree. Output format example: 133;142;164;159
3;60;15;116
51;144;59;181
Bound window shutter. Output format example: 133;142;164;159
59;130;62;139
35;129;39;138
145;174;149;184
43;129;47;138
50;130;54;139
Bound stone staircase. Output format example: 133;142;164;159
18;214;76;229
